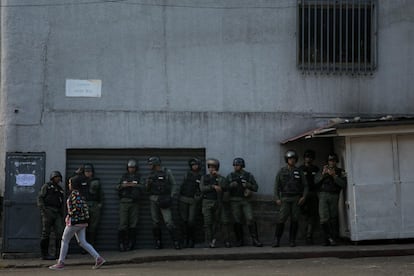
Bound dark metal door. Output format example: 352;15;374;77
2;152;46;252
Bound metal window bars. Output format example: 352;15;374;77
297;0;378;75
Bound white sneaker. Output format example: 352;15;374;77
92;256;106;269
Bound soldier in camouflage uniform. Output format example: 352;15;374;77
299;150;320;245
146;156;181;250
315;153;347;246
227;158;263;247
199;158;231;248
37;171;65;260
117;159;142;251
78;163;103;248
178;157;203;248
272;150;308;247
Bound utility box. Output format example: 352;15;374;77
2;152;45;253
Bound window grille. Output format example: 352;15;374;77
297;0;378;74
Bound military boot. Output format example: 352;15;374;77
187;225;195;248
168;226;181;250
289;222;298;247
305;223;314;245
128;228;137;250
118;230;126;252
40;239;55;260
204;225;215;248
248;222;263;247
321;223;336;246
222;224;232;248
331;218;340;244
152;227;162;249
55;239;61;259
271;223;284;247
233;223;244;247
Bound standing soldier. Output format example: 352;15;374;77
299;150;320;245
37;171;65;260
227;158;263;247
315;153;347;246
117;159;142;251
78;163;103;248
146;156;181;250
272;150;308;247
199;158;231;248
178;157;203;248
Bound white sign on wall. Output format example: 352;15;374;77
65;79;102;97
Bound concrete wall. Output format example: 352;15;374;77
0;0;413;196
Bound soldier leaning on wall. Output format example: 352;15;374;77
37;171;65;260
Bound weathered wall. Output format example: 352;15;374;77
0;0;413;196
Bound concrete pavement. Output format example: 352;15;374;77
2;242;414;269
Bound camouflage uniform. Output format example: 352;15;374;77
179;166;202;248
79;164;104;248
299;163;320;244
315;156;347;246
200;170;230;248
146;156;181;250
227;159;262;247
117;167;142;251
37;171;64;260
273;150;308;247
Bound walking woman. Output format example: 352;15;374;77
49;175;105;270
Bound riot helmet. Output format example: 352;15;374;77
304;150;316;160
127;159;138;169
207;158;220;170
147;156;161;166
49;171;62;181
188;157;202;169
284;149;298;163
83;163;95;173
328;153;339;162
232;157;245;168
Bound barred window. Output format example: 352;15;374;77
297;0;378;74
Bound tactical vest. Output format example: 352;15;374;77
148;169;171;196
320;168;343;193
79;177;101;202
119;172;141;200
229;172;251;198
279;168;304;195
300;165;319;192
180;171;201;198
202;174;219;200
44;182;64;208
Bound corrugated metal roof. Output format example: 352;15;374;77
281;116;414;144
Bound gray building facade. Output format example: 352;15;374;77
0;0;413;250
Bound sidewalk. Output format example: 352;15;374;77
2;242;414;269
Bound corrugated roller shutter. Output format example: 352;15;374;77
66;148;205;250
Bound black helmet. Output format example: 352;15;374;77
188;157;201;168
207;158;220;170
284;150;298;163
233;157;245;168
49;171;62;181
83;163;95;173
328;153;339;162
127;159;138;170
147;156;161;166
304;150;316;160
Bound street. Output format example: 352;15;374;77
2;256;414;276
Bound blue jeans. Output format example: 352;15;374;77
58;225;99;263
